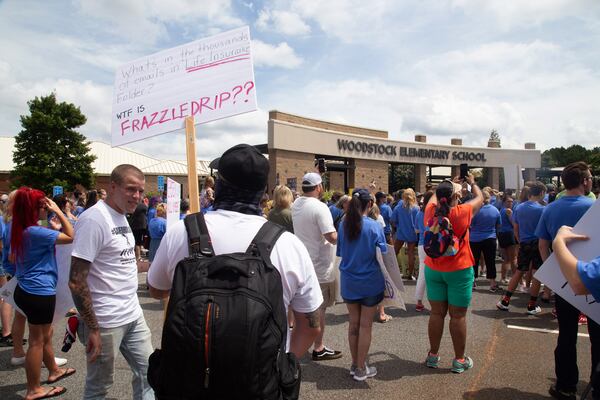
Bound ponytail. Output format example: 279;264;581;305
345;189;372;241
434;181;455;218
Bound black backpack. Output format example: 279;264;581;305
148;213;301;400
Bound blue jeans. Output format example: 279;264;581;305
78;316;154;400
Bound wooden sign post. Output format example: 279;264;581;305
186;116;200;213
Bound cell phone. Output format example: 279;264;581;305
460;163;469;180
316;158;326;174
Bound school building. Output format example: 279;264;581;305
266;111;541;194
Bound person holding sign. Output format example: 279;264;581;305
423;175;482;374
535;161;598;400
336;188;387;381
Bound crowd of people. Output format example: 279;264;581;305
0;147;599;399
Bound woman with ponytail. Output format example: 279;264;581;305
424;175;482;374
336;188;387;381
11;187;75;399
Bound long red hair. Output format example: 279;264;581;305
10;187;46;262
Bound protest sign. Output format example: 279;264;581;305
535;200;600;324
166;178;181;229
157;175;165;191
377;245;406;310
53;186;63;197
111;26;256;147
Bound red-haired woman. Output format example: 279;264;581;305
11;187;75;399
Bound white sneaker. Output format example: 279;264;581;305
10;356;25;366
353;365;377;381
42;357;68;368
527;306;542;315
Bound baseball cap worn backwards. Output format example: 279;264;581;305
217;144;269;191
302;172;322;187
352;188;371;201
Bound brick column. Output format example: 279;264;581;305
487;138;501;190
524;143;537;182
450;138;462;178
414;135;427;192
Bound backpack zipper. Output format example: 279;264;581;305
204;299;213;389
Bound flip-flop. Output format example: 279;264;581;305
46;368;76;384
29;386;67;399
377;314;393;323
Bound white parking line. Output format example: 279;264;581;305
507;324;589;337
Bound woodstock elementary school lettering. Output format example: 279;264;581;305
337;139;488;162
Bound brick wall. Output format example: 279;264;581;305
268;149;315;193
353;159;389;193
328;171;345;192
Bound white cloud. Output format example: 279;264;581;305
451;0;600;30
252;40;303;69
256;9;311;36
77;0;243;45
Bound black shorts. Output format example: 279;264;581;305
498;231;517;249
344;292;384;307
517;240;543;272
13;285;55;325
133;229;146;246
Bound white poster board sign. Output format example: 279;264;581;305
503;164;523;191
377;245;406;310
535;200;600;324
166;178;181;229
111;26;257;146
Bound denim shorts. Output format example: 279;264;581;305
343;292;385;307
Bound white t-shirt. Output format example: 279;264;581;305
72;201;142;329
377;215;386;229
148;210;323;316
291;197;336;283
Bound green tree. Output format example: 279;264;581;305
388;164;414;192
11;93;96;193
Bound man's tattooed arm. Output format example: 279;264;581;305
69;257;99;330
304;310;321;329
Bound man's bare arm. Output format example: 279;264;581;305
69;256;99;330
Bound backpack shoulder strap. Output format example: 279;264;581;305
184;213;214;257
246;221;286;268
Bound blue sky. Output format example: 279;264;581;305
1;0;599;161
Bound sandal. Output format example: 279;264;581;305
377;314;393;323
46;368;76;384
27;386;67;399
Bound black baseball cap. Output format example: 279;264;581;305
216;144;269;191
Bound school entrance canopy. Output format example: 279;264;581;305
266;111;541;194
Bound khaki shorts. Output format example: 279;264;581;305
319;281;337;309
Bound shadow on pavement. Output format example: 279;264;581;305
462;387;549;399
140;301;165;312
0;382;27;400
300;351;440;390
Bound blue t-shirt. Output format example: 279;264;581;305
15;226;60;295
379;203;393;235
415;210;426;246
73;205;85;217
578;257;600;302
535;195;594;241
147;207;157;224
470;204;501;242
329;205;343;225
2;221;15;276
336;217;387;300
148;217;167;239
391;200;419;242
512;200;545;243
499;207;514;233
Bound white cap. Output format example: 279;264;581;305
302;172;322;187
